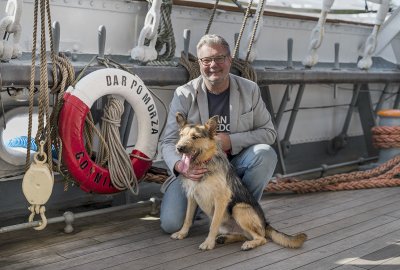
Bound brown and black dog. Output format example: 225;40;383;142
170;112;307;251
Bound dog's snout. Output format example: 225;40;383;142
176;144;186;153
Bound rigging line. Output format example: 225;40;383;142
26;0;39;170
280;92;398;114
232;0;253;59
282;103;350;113
245;0;265;62
205;0;220;35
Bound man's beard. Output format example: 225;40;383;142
204;72;228;85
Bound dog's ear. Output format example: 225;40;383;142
176;112;187;129
205;115;218;137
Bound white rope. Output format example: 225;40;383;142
302;0;335;68
0;0;22;61
357;0;390;70
96;96;139;195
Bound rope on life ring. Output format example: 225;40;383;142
58;68;160;194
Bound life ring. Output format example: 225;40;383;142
0;107;38;166
58;68;159;193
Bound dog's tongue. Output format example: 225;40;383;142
180;154;191;174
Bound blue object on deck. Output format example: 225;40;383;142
6;136;58;159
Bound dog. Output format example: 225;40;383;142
170;112;307;251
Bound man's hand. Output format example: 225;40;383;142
174;161;208;181
216;133;231;152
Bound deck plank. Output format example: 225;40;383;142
293;228;400;270
334;266;367;270
264;188;388;221
0;205;154;257
371;256;400;270
347;244;400;269
28;224;210;270
256;220;400;270
140;188;400;270
144;201;400;270
0;187;399;270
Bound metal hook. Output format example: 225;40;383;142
33;140;47;164
98;25;106;59
52;21;60;55
28;205;35;222
38;140;45;155
5;0;22;31
5;0;15;15
28;205;48;230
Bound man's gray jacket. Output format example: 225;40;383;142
160;74;277;176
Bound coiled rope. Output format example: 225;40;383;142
231;58;257;82
95;97;139;195
266;156;400;194
179;52;201;81
143;155;400;193
372;126;400;149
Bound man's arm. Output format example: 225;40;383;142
229;82;277;155
160;89;188;175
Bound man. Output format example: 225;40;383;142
160;34;277;233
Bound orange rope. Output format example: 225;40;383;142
372;126;400;148
143;156;400;193
265;125;400;194
145;124;400;194
266;156;400;193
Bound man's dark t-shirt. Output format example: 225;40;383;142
207;89;230;133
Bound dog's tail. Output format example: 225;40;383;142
265;225;307;249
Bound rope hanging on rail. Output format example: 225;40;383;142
205;0;219;35
231;0;258;82
24;0;67;230
26;0;52;170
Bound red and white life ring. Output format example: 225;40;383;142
58;68;159;193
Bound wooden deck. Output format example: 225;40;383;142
1;187;400;270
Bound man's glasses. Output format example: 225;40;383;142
199;55;227;66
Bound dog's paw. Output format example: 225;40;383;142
199;239;216;250
241;241;255;251
170;231;188;240
216;235;227;244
